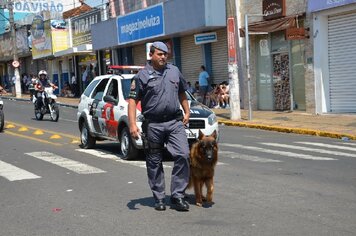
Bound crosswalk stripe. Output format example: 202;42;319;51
297;142;356;152
75;149;172;168
220;143;337;161
261;143;356;158
0;160;41;181
339;142;356;146
25;151;106;174
219;150;282;163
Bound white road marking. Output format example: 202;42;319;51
0;160;41;181
297;142;356;152
75;149;172;168
262;143;356;158
25;151;106;174
337;142;356;146
338;142;356;146
220;143;337;161
219;150;281;163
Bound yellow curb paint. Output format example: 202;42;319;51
18;127;29;132
33;130;44;135
218;120;356;141
4;131;62;146
6;124;15;129
50;134;62;139
71;139;80;144
7;121;78;139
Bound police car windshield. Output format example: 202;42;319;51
121;79;196;101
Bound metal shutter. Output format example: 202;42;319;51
211;29;229;85
133;44;147;66
181;35;203;83
328;11;356;113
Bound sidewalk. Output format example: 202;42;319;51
2;94;356;140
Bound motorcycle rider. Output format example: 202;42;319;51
35;70;57;110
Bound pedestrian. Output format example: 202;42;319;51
28;75;37;101
198;65;210;106
128;41;191;212
187;81;196;95
11;75;16;96
71;73;77;97
0;85;7;95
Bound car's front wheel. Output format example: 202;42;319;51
120;127;139;160
0;108;4;132
80;121;96;149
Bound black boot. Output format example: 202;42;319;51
170;197;189;211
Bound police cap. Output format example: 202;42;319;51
151;41;168;53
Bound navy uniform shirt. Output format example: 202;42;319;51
129;62;188;118
38;78;51;88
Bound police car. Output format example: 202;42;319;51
77;65;219;160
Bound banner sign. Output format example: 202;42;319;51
51;20;69;53
72;9;101;47
308;0;356;12
31;16;53;59
227;18;237;64
117;4;164;44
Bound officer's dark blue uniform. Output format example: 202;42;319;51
128;42;190;211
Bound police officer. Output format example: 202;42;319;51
35;70;56;109
128;41;190;211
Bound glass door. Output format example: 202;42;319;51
256;35;273;110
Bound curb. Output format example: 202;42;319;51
3;96;355;140
218;119;356;141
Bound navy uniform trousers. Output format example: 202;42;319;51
145;119;190;200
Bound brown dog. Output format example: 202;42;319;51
188;130;218;207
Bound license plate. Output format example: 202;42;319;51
186;131;196;138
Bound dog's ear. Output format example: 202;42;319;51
210;130;217;139
198;130;205;140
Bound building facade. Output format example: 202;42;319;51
309;0;356;113
237;0;312;112
92;0;228;86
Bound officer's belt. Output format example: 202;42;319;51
144;112;181;123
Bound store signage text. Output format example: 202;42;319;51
74;15;98;35
263;0;286;20
72;10;101;46
194;32;217;45
227;18;237;64
286;28;306;40
117;4;164;44
14;0;63;13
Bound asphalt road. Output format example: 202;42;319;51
1;99;356;236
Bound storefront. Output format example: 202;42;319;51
309;0;356;113
91;0;227;85
242;0;307;111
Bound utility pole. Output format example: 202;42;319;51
227;0;243;121
7;0;21;98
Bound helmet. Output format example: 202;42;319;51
38;70;47;77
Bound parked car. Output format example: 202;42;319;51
77;65;219;160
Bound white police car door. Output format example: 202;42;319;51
99;78;119;138
90;78;110;135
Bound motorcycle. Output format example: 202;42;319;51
0;98;4;132
33;86;59;122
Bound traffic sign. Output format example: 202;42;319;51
12;60;20;68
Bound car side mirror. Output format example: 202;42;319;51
103;95;118;106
